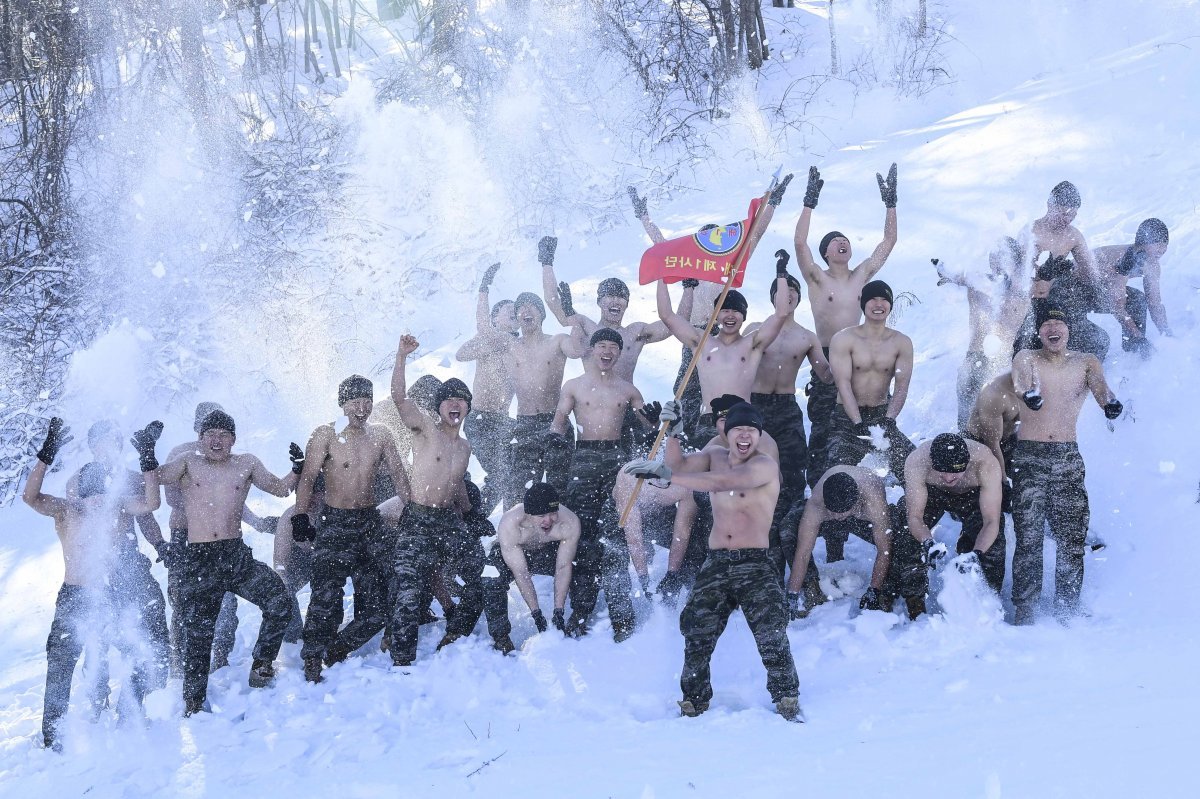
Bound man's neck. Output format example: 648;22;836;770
825;261;852;277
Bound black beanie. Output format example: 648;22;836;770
722;402;763;434
1134;218;1169;247
710;394;747;419
193;401;224;434
597;278;631;300
78;462;111;499
716;290;748;317
822;471;859;513
524;482;560;515
409;374;442;414
860;280;894;312
514;292;546;320
338;375;374;406
199;409;236;436
1035;302;1069;330
770;273;803;304
435;378;473;412
1049;181;1081;208
819;231;847;262
589;328;624;350
930;433;970;473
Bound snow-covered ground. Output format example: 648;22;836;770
3;1;1200;796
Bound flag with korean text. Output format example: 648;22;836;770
638;197;763;286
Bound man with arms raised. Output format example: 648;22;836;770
389;334;485;665
625;402;802;722
456;263;518;512
155;410;297;715
482;483;581;654
794;164;899;488
1010;304;1122;624
291;375;411;683
902;433;1006;600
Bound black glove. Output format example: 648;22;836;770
876;162;898;208
853;420;872;439
768;173;793;207
681;277;699;289
291;513;316;543
859;587;882;611
657;570;684;601
289;442;305;475
531;609;548;633
538;235;558;266
36;417;71;465
130;421;164;473
1104;399;1123;420
1022;390;1043;411
558;281;576;316
1123;335;1153;358
932;258;952;286
552;608;566;632
803;166;823;209
547;431;574;455
627;186;647;218
1035;253;1073;282
638;401;662;427
154;540;181;569
787;591;804;620
774;249;790;277
479;262;501;292
921;538;948;568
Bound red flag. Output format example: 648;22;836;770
638;198;763;286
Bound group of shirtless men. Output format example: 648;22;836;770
25;167;1164;743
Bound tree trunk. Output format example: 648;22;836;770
829;0;840;76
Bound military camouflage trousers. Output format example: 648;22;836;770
679;549;799;704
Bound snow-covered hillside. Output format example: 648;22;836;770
3;1;1200;797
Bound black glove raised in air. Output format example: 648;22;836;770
291;513;316;543
681;277;699;289
1022;390;1043;411
558;281;576;317
876;163;898;208
131;421;164;473
638;401;662;427
36;417;71;465
775;249;791;277
289;442;305;475
538;235;558;266
768;173;794;207
627;186;648;218
479;262;501;292
803;166;823;209
1104;399;1123;420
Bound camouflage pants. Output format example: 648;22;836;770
282;544;313;643
752;392;808;494
674;343;704;443
390;504;485;663
482;542;559;641
302;507;395;660
566;442;634;634
806;367;839;490
1010;441;1089;619
464;410;514;514
179;539;290;707
827;404;915;484
897;489;1006;596
507;413;573;507
680;549;799;704
111;549;170;691
168;527;238;672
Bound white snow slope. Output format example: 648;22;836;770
3;1;1200;797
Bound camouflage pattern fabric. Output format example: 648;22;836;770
464;410;514;513
827;403;915;484
482;542;559;641
805;369;839;490
507;413;573;506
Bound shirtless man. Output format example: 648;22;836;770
901;433;1006;599
456;263;518;512
550;328;654;639
931;239;1030;429
1009;304;1122;624
624;402;802;722
964;371;1022;491
482;483;581;654
785;466;901;617
794;164;899;489
292;375;411;683
1091;218;1172;358
24;419;161;750
1012;181;1108;359
826;280;916;491
389;335;485;665
155;409;297;714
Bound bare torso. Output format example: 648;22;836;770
805;266;870;345
1027;219;1088;299
696;333;765;411
560;372;640;441
511;331;571;415
310;423;397;510
471;347;516;413
833;325;909;407
746;318;824;394
1014;351;1094;442
966;372;1021;444
54;506;125;587
171;453;260;543
706;449;779;550
409;425;472;507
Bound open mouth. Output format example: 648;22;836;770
447;410;462;423
1047;333;1062;343
735;441;751;454
599;353;614;365
837;246;848;255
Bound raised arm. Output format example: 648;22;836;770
628;186;666;244
22;459;67;518
751;275;790;350
553;512;581;612
475;263;501;331
828;332;862;423
390;334;432;430
854;164;899;280
657;280;702;348
794;167;825;285
637;281;696;343
885;335;914;420
122;421;164;515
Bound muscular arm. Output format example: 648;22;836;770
122;470;161;515
1071;230;1101;287
382;435;412;503
1084;355;1116;407
22;460;67;518
854;207;898;280
249;456;296;498
553;515;581;611
639;211;666;244
1145;263;1171;335
794;207;823;286
863;487;892;590
500;534;541;614
902;463;932;543
550;385;575;436
829;333;862;423
456;331;511;362
135;510;166;547
806;338;834;383
658;281;702;348
293;429;328;516
390;340;432;430
274;505;296;575
1107;271;1141;339
886;335;914;420
1010;351;1038;395
664;437;711;474
974;456;1004;554
751;277;790;350
669;452;775;493
785;500;823;593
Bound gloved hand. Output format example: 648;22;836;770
921;538;949;568
1123;336;1153;358
931;258;952;286
531;609;548;633
291;513;316;543
558;281;576;316
547;431;574;455
627;186;648;218
803;166;823;209
623;458;672;483
774;249;790;277
154;540;182;570
681;278;700;289
876;163;898;208
1104;399;1123;420
859;587;883;611
538;235;558;266
638;401;662;427
768;173;794;207
657;570;684;602
1035;253;1073;282
637;573;652;596
289;442;305;475
36;417;71;465
479;262;501;292
130;421;164;473
552;608;566;632
659;400;685;438
853;420;872;439
1022;390;1043;411
787;591;804;620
